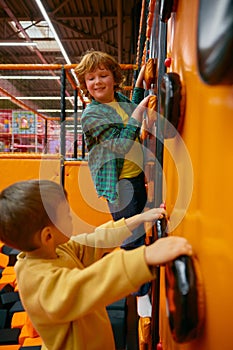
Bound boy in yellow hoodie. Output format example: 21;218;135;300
0;180;192;350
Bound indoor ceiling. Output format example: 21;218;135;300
0;0;142;65
0;0;143;119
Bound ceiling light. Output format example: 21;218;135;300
34;0;79;86
34;0;71;65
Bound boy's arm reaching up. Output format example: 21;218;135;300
71;206;192;268
71;207;166;250
124;207;165;231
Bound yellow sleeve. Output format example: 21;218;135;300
16;246;154;322
71;218;132;249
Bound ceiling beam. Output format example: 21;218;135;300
0;14;130;21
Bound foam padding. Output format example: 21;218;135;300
0;309;7;329
0;328;21;344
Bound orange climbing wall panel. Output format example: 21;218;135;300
64;160;111;234
0;155;111;234
0;154;60;191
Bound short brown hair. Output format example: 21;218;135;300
0;180;67;251
75;50;125;98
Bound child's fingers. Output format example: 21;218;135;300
160;202;166;209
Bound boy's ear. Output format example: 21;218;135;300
40;226;53;245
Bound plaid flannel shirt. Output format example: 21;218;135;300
81;87;145;203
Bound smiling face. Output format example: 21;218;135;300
84;65;115;103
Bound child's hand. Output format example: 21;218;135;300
124;206;166;231
132;95;151;123
145;236;193;266
135;65;146;88
141;207;166;222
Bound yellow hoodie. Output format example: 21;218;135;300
15;218;154;350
